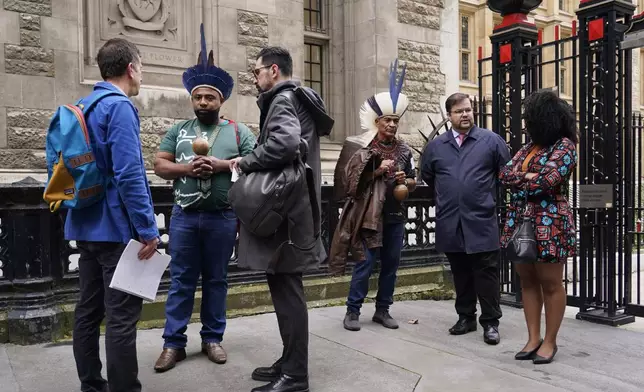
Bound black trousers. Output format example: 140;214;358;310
266;273;308;379
445;250;502;327
73;241;143;392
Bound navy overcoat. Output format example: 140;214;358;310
420;126;510;254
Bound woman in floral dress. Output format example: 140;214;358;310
499;89;578;365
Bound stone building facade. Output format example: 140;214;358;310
0;0;459;183
458;0;643;110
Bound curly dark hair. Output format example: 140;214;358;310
522;89;579;146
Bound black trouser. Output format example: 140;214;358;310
445;250;502;327
266;273;308;379
73;241;143;392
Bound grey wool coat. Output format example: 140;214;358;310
420;126;511;254
236;80;327;274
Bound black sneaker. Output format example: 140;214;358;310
372;309;399;329
343;311;361;331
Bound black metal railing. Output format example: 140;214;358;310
478;1;643;324
625;112;644;317
478;26;583;309
0;183;445;309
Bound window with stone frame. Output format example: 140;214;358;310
558;35;570;96
304;42;325;99
559;0;570;13
304;0;325;33
303;0;329;101
459;13;474;82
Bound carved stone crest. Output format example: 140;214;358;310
118;0;169;32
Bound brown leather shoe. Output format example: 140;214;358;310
154;348;186;372
201;342;227;364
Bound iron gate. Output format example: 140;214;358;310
477;0;644;325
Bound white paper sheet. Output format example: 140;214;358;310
231;167;240;182
109;239;171;302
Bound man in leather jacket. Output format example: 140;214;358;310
230;46;331;392
328;60;417;332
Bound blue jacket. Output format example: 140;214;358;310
420;126;510;254
65;82;159;243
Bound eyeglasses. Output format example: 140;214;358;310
451;108;473;115
252;65;273;77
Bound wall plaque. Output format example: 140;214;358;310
83;0;203;87
579;184;614;208
104;0;184;50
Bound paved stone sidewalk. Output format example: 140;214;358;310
2;300;644;392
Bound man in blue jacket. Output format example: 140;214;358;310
65;38;159;392
421;92;510;345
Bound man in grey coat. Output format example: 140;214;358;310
230;46;330;392
420;92;510;346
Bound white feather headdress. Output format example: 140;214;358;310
359;59;409;133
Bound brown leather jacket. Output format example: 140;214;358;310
327;144;387;276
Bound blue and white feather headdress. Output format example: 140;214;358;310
182;23;234;100
359;59;409;133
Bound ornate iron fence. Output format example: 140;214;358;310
0;182;444;312
478;0;644;324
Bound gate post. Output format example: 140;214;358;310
575;0;636;326
487;0;541;307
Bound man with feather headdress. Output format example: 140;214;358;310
152;24;256;372
329;59;417;332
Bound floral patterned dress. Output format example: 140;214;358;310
499;137;577;263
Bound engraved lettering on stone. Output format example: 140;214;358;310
139;50;191;67
118;0;169;32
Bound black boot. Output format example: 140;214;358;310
483;325;500;345
251;374;309;392
372;309;399;329
449;318;477;335
252;361;282;382
343;311;361;331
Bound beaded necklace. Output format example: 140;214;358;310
370;136;402;176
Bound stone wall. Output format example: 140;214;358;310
237;11;268;98
0;0;457;181
396;0;448;118
392;0;456;162
3;108;51;169
397;0;442;30
1;0;55;171
398;40;445;114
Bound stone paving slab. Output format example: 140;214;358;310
1;300;644;392
0;344;19;392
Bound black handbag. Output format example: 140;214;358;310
507;192;538;262
228;151;308;238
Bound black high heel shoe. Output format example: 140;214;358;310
533;345;558;364
514;340;543;360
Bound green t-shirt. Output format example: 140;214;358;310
159;118;256;211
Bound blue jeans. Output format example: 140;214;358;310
162;206;237;349
346;221;405;314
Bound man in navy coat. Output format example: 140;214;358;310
420;92;510;345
